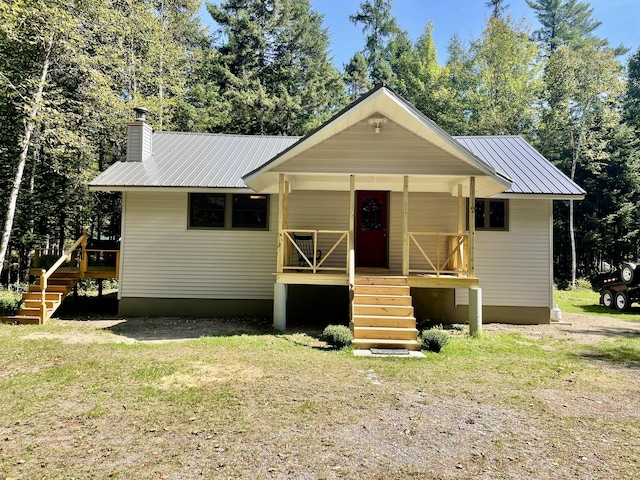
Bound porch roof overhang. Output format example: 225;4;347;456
243;85;512;198
249;172;506;197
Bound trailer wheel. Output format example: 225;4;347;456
615;291;631;311
601;290;614;308
621;263;637;286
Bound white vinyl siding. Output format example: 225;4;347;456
279;120;480;176
120;191;277;299
389;192;459;272
287;191;350;269
120;190;552;308
456;199;552;307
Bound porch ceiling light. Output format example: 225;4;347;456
368;116;388;133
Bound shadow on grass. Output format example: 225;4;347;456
561;303;640;322
578;304;640;317
580;341;640;365
102;316;333;343
53;294;334;342
55;292;119;318
103;316;275;342
566;326;640;341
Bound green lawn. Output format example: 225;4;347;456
554;286;640;320
0;316;639;479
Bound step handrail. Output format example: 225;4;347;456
37;230;87;323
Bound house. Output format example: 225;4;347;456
88;84;584;349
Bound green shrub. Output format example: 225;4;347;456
321;325;353;349
573;278;593;291
419;327;450;353
0;289;22;316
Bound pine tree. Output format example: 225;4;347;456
206;0;345;135
439;35;475;135
344;52;372;101
624;47;640;130
389;22;446;123
349;0;400;85
486;0;509;18
526;0;602;52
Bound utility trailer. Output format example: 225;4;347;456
598;262;640;311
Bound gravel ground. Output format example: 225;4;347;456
6;313;640;479
483;312;640;344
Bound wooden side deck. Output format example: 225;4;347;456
3;232;120;325
29;266;118;280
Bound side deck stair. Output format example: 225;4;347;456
351;275;420;351
1;272;80;325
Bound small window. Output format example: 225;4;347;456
189;193;269;230
189;193;225;228
232;194;268;229
469;198;509;231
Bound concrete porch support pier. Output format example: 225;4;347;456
469;287;482;335
274;283;287;331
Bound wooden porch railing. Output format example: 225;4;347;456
408;232;470;277
32;231;121;323
35;231;87;323
282;229;350;274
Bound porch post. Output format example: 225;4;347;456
348;175;356;325
283;179;290;267
274;283;287;332
276;173;285;274
457;184;463;234
274;173;287;331
402;176;409;276
468;176;476;278
469;287;482;336
457;184;464;277
468;176;481;335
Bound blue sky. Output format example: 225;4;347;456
200;0;640;68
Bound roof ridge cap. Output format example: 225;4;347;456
155;131;301;139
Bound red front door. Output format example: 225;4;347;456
356;191;388;268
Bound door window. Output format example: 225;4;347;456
360;197;383;231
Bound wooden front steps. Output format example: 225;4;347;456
1;272;79;325
351;275;420;351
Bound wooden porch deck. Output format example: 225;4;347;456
275;271;479;289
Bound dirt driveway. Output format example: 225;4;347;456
484;312;640;344
4;312;640;479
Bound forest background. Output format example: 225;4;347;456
1;0;639;289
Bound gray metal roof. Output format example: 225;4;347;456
90;129;583;197
455;136;585;196
90;132;301;189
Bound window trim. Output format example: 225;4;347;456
467;198;509;231
188;193;270;231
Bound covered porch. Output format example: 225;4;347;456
270;172;484;339
240;85;513;345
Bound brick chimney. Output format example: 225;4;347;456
126;107;152;162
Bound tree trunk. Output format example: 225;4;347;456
569;198;576;288
0;38;53;279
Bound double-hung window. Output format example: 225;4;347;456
469;198;509;231
188;193;269;230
